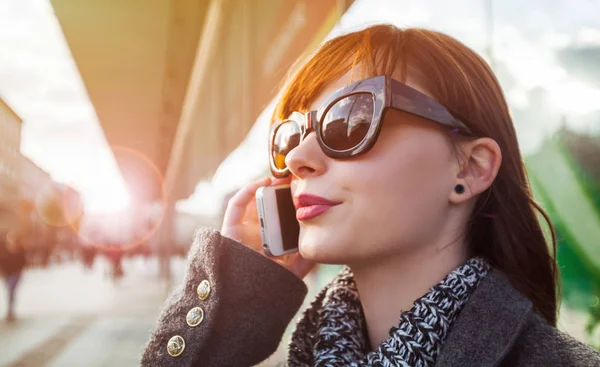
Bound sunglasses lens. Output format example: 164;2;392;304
272;120;301;171
321;93;374;151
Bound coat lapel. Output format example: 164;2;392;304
435;270;533;366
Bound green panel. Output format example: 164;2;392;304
526;137;600;270
528;134;600;347
530;172;599;310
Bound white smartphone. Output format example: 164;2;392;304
255;184;300;257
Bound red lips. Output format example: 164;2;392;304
294;194;341;221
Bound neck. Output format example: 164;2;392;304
350;241;468;351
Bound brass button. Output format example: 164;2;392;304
186;306;204;327
197;279;211;301
167;335;185;357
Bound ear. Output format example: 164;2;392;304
450;137;502;204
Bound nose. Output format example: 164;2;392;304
285;132;327;179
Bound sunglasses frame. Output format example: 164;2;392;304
269;75;472;178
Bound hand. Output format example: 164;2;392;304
221;177;315;279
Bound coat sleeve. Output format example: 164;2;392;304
140;228;308;366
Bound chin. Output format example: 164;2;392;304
298;232;351;265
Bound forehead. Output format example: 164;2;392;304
307;71;353;111
307;70;433;112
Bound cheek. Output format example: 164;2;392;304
298;128;457;261
350;129;455;199
337;131;455;244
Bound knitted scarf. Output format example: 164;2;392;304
287;257;491;367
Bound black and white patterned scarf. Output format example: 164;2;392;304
287;257;491;367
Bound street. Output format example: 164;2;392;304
0;256;186;367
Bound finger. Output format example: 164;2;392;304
272;253;299;267
244;199;258;222
271;176;292;186
223;177;271;227
245;228;264;252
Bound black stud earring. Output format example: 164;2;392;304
454;184;465;194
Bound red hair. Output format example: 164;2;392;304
274;25;559;325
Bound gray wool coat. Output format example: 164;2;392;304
141;229;600;366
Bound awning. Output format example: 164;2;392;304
51;0;354;205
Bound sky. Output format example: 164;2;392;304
1;0;599;217
0;0;129;214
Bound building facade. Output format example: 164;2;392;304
19;156;52;201
0;98;23;231
0;97;84;263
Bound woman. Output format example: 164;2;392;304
142;25;600;366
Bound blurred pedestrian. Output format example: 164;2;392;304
80;244;97;270
0;229;27;322
106;244;124;283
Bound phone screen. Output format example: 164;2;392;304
275;187;300;251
